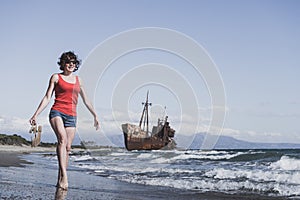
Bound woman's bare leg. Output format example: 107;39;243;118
50;117;69;190
65;127;76;168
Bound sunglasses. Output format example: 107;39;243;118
65;60;77;65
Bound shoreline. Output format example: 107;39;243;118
0;145;57;168
0;144;57;153
0;145;288;200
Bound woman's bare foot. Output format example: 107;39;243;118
55;187;68;200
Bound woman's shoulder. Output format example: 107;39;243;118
76;75;82;85
50;73;60;83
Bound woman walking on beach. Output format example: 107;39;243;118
29;51;99;190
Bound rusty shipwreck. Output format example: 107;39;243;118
121;91;176;151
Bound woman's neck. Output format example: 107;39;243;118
62;71;73;76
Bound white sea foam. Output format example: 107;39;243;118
115;174;300;196
110;152;132;156
186;150;228;155
70;155;94;162
150;157;171;164
75;164;108;170
273;183;300;196
205;167;300;184
162;168;195;174
137;153;155;159
74;159;195;176
165;151;245;162
270;156;300;171
69;149;300;197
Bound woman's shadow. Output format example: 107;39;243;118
55;188;68;200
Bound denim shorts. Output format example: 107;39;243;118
49;110;77;127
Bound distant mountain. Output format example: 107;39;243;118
187;133;300;149
107;133;300;149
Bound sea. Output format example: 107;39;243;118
33;148;300;198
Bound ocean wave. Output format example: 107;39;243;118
270;155;300;171
113;175;300;196
164;151;246;162
69;148;300;197
205;167;300;185
70;155;96;162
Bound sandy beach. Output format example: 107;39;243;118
0;145;287;200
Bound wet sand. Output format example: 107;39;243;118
0;145;56;167
0;152;32;167
0;145;287;200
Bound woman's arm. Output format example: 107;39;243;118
29;74;58;125
78;77;100;130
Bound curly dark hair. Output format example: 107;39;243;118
57;51;81;72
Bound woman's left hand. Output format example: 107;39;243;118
94;117;100;130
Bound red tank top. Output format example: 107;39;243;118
51;74;81;116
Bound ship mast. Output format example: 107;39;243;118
139;91;152;134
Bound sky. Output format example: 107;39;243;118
0;0;299;147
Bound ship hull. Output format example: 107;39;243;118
122;123;175;151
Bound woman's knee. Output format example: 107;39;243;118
65;127;75;153
57;137;68;146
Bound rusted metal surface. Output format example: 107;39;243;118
121;91;176;151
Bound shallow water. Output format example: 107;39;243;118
42;148;300;197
